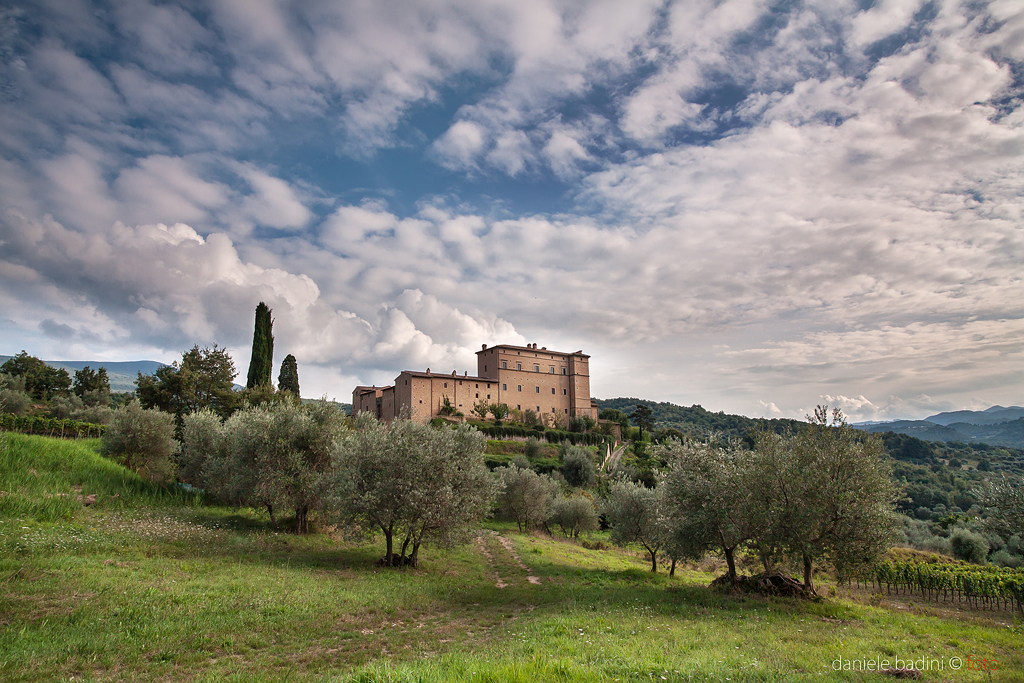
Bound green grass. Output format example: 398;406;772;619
1;433;1021;682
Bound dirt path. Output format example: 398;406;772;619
497;536;541;584
475;532;541;588
475;535;508;588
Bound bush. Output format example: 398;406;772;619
549;494;599;538
100;400;177;483
562;445;597;488
0;388;32;416
990;549;1023;568
949;526;989;564
524;437;541;459
568;414;596;433
495;464;559;531
0;374;32;416
511;454;532;470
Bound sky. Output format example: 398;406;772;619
0;0;1022;421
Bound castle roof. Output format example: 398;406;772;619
398;370;494;382
476;343;588;358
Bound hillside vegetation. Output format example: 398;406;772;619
1;433;1020;682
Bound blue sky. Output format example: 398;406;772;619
1;0;1022;421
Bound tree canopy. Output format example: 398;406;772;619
1;351;71;401
136;345;238;421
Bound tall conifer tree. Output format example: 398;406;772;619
246;302;274;388
278;354;300;396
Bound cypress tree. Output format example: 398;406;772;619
246;302;274;388
278;354;300;396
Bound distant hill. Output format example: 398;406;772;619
598;396;1024;451
924;405;1024;426
592;397;804;439
0;355;164;393
857;420;967;442
856;410;1024;449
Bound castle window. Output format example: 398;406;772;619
564;408;568;414
551;407;555;413
536;406;540;412
535;386;539;393
487;394;491;399
551;388;555;394
517;405;521;410
501;361;507;369
517;385;522;392
502;384;507;390
459;381;462;385
475;383;479;388
444;382;448;388
563;389;567;395
549;366;554;373
516;363;522;370
475;393;479;398
562;368;566;375
534;364;539;372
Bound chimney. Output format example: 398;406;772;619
481;343;487;350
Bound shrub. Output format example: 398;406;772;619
524;437;541;459
949;526;989;564
100;400;177;483
562;445;597;488
549;494;599;538
495;464;558;531
568;414;595;433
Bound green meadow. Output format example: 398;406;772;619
1;433;1020;682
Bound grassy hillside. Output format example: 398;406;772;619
1;433;1020;681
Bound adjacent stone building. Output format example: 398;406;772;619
352;342;598;423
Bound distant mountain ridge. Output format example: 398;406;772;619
853;405;1024;449
924;405;1024;426
595;397;1024;450
0;355;165;393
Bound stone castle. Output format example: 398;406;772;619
352;343;598;423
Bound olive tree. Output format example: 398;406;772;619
331;415;494;567
975;475;1024;539
656;439;761;583
605;478;664;572
549;494;599;539
181;400;346;532
100;400;177;483
757;408;900;591
495;464;559;531
561;445;597;488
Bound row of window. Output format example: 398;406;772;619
502;383;567;395
440;381;493;389
500;360;566;374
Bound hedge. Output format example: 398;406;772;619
477;424;613;446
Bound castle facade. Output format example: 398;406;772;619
352;343;598;423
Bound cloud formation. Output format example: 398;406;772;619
0;0;1021;418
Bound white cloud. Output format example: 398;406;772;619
432;120;488;170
